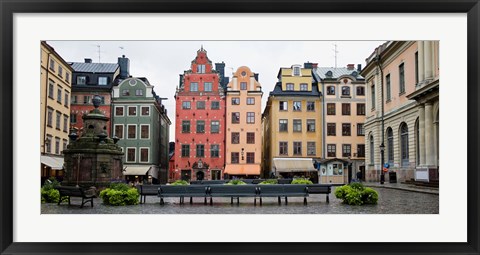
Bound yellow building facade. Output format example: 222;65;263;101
224;66;263;178
40;41;73;183
262;65;322;181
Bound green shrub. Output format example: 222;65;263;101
291;178;313;185
109;182;130;191
171;180;189;185
41;188;60;203
100;184;139;206
259;179;278;185
226;180;246;185
335;184;378;205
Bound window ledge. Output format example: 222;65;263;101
399;92;406;96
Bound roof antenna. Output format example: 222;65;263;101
333;43;339;68
96;45;101;63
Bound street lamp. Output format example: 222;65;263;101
379;143;385;184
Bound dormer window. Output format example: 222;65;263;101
293;66;301;76
197;64;206;74
98;77;108;85
77;76;86;85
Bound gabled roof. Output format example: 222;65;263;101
313;67;364;80
70;62;119;73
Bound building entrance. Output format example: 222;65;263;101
196;171;205;181
211;170;221;180
181;170;191;181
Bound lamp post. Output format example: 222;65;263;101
379;143;385;184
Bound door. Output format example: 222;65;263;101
181;170;191;181
211;170;221;180
196;171;204;181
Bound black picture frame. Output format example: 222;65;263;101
1;0;479;254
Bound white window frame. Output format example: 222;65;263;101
114;124;124;139
126;147;136;163
115;106;124;116
98;76;108;85
139;147;150;163
140;106;151;116
127;124;137;139
140;124;150;139
128;106;137;116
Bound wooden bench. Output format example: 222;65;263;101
158;185;209;205
307;184;332;203
257;184;308;205
56;186;95;208
137;185;161;204
208;185;259;205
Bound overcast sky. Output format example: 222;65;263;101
46;40;384;142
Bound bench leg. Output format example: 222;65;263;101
91;198;94;207
160;198;164;205
326;194;330;203
210;197;213;205
204;197;207;205
80;198;84;208
254;198;257;206
260;198;262;206
230;197;233;205
304;197;307;205
285;197;288;205
278;197;281;205
237;197;239;205
190;197;193;204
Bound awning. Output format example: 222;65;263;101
273;158;316;172
40;155;64;170
123;166;152;176
224;164;261;175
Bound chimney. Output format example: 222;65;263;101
215;62;227;88
304;62;312;69
312;63;318;69
117;55;130;79
347;64;355;70
179;74;184;87
357;64;362;72
84;58;92;63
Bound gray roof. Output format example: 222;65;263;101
70;62;119;73
314;67;364;80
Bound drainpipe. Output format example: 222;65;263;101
375;52;385;184
43;53;52;154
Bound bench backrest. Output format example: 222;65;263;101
159;185;188;194
184;185;209;194
306;184;331;193
139;185;162;195
56;186;85;197
282;184;308;194
209;185;257;194
257;184;307;195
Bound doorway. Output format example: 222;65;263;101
196;171;205;181
211;170;221;180
181;170;191;181
359;166;365;181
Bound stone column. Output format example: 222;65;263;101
424;41;433;80
418;41;425;84
419;105;426;165
425;102;434;165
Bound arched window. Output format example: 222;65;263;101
369;135;374;164
387;128;394;163
400;123;409;166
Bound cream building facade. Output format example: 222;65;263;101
361;41;439;183
40;41;74;183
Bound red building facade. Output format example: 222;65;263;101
173;47;226;181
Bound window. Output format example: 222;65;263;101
122;89;130;96
190;82;198;92
47;108;53;127
63;115;68;132
300;83;308;91
231;112;240;124
64;92;69;107
247;112;255;124
70;114;77;124
128;125;136;139
240;82;247;90
141;125;149;139
115;106;124;116
55;111;61;130
293;101;301;111
369;135;375;164
327;144;336;157
114;125;123;138
77;76;86;85
247;152;255;163
140;148;149;162
231;132;240;144
342;144;351;157
49;59;55;71
293;119;302;132
196;145;205;157
45;136;52;153
211;101;220;109
400;123;409;165
327;123;336;136
327;103;336;115
399;63;405;94
342;103;351;115
210;145;219;158
66;73;70;83
371;84;375;109
247;97;255;105
63;139;68;152
48;80;54;99
128;106;137;116
415;52;419;85
327;86;335;95
72;95;77;104
357;103;365;116
231;98;240;105
307;119;315;132
127;148;136;162
211;121;219;133
55;137;60;154
98;96;105;105
279;119;288;132
182;121;190;133
141;106;150;116
204;82;213;92
307;142;316;156
196;101;205;109
286;83;294;91
231;152;240;164
293;142;302;155
387;128;394;163
279;101;288;111
83;95;91;104
182;101;191;109
197;64;205;74
356;86;365;95
57;87;62;103
342;86;350;96
58;66;63;78
98;77;108;85
293;66;301;76
135;89;143;96
307;101;315;111
196;120;205;133
342;123;351;136
181;145;190;157
247;132;255;144
386;74;391;101
279;142;288;155
357;123;365;136
357;144;365;157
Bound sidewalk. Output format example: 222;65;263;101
364;182;439;195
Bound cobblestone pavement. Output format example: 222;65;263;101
41;185;439;214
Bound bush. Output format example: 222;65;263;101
291;178;313;185
100;184;139;206
259;179;278;185
41;177;62;203
171;180;189;185
335;183;378;205
226;180;246;185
